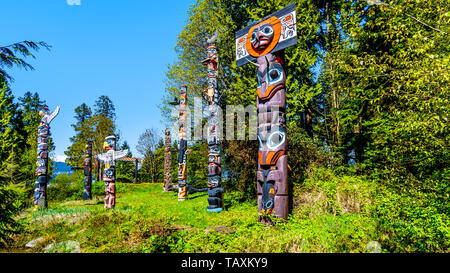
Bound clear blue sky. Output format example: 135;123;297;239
2;0;196;161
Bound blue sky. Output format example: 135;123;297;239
2;0;196;161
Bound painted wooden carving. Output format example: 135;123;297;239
235;4;297;222
97;134;128;209
202;31;224;212
83;140;93;200
33;105;60;210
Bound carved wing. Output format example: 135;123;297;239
97;152;109;163
114;149;129;160
206;30;219;45
47;106;60;124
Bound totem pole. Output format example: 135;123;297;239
163;127;172;192
97;134;128;209
168;85;189;200
83;140;93;200
201;31;224;212
176;85;188;201
235;4;297;222
34;105;60;210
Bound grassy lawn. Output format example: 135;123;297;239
5;182;377;253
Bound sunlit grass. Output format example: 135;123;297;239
11;182;377;253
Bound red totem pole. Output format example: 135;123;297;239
235;4;297;222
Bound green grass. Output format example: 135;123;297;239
4;182;378;253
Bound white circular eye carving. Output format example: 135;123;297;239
268;67;283;85
267;130;285;149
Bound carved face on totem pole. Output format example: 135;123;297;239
246;17;281;58
250;23;274;51
235;4;297;67
208;145;221;188
84;141;93;173
104;134;116;151
207;46;218;63
39;105;48;117
86;141;93;156
103;134;116;182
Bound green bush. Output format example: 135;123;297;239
296;166;375;216
47;172;84;201
0;183;27;246
374;184;449;252
223;190;253;209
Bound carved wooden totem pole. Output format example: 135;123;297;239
163;127;172;192
176;85;189;201
97;134;128;209
34;105;60;210
235;4;297;222
201;31;224;212
83;140;93;200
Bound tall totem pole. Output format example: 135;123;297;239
173;85;189;201
201;31;224;212
235;4;297;222
97;134;128;209
163;127;172;192
83;140;93;200
34;105;60;210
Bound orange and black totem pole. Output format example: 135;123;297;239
235;4;297;223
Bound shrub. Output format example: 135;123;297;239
47;172;84;201
374;184;449;252
0;183;27;246
294;166;375;217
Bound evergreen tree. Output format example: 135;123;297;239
16;92;48;182
136;128;161;183
65;96;117;169
0;40;50;246
0;86;19;182
92;96;117;155
64;103;94;168
0;41;51;83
